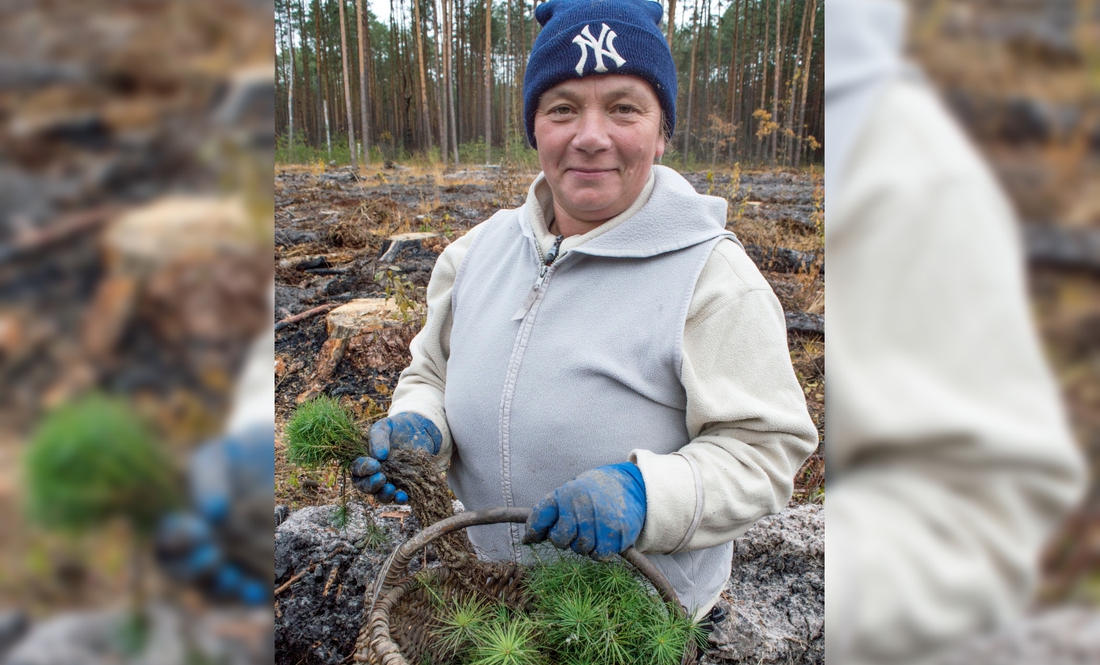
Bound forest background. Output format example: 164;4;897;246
273;0;824;169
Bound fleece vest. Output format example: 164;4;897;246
444;166;735;612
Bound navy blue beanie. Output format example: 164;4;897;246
523;0;677;148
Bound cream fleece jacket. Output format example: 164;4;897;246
390;169;818;568
825;77;1087;664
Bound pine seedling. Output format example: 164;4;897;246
592;561;642;599
540;592;604;651
361;521;390;551
331;504;349;529
467;619;544;665
433;595;493;657
284;395;363;469
639;608;708;665
593;618;631;665
23;393;182;656
24;393;180;536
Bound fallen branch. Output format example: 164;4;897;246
1025;224;1100;274
0;206;118;266
786;311;824;337
274;564;315;596
277;255;330;271
275;303;337;332
745;243;822;274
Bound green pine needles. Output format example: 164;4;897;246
23;393;181;536
284;395;363;468
423;558;705;665
468;619;543;665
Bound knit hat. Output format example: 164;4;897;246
523;0;677;148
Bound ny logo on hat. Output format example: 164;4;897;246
572;23;626;75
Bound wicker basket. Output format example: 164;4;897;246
353;506;697;665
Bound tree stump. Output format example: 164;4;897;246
297;298;401;403
325;298;400;340
45;196;267;407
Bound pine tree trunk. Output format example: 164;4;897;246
794;0;818;168
727;0;740;162
757;0;769;164
399;0;414;151
781;0;796;160
284;0;295;158
434;0;449;164
446;0;459;162
531;0;539;51
338;0;359;168
682;0;700;166
413;0;434;153
357;0;372;164
457;0;466;143
701;0;711;164
315;0;327;145
389;0;400;147
298;0;313;146
770;0;782;165
484;0;492;164
324;98;332;157
504;0;511;157
785;0;808;165
365;3;379;144
666;0;677;50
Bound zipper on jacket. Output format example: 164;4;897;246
512;234;564;321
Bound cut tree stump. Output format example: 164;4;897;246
296;298;402;403
325;298;400;340
102;196;256;273
44;196;263;406
377;232;441;264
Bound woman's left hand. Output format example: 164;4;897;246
523;462;647;560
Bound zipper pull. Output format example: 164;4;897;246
511;265;548;321
544;235;564;266
512;236;564;321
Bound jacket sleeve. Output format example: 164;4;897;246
824;79;1086;663
630;238;820;553
387;223;486;467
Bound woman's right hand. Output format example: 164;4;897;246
350;412;442;503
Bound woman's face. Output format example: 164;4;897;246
534;74;665;230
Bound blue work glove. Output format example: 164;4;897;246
523;462;647;561
155;513;268;606
350;412;442;503
154;425;274;606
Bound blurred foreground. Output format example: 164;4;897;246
826;0;1098;663
0;1;274;664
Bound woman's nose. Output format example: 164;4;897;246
571;111;613;153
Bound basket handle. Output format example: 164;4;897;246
373;506;682;610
